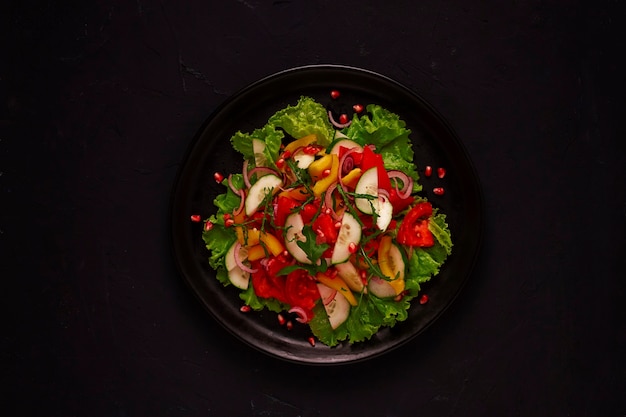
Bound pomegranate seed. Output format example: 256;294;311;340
433;187;445;196
330;90;340;99
286;321;293;330
303;145;320;155
424;166;433;177
214;172;224;183
394;293;404;302
276;158;285;169
282;250;289;257
437;167;446;178
322;169;331;177
339;114;349;124
190;214;201;222
324;208;332;215
316;229;325;239
204;221;214;231
308;336;316;347
282;150;292;159
240;305;251;312
419;294;429;304
334;221;342;229
277;313;286;326
225;218;235;227
353;104;364;113
348;242;357;254
360;270;367;282
223;213;231;220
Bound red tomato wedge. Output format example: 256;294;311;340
397;202;435;247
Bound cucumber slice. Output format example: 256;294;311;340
245;174;282;216
334;260;364;292
331;212;362;264
329;139;363;155
284;213;312;264
252;138;267;167
354;167;378;215
317;283;350;329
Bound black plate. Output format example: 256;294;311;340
170;65;484;365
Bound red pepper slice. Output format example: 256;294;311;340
274;195;300;228
361;146;392;192
300;202;318;224
388;188;415;215
397;202;435;247
338;146;363;166
312;212;338;244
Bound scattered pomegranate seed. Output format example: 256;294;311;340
286;321;293;330
324;208;332;215
437;167;446;178
348;242;358;254
308;336;316;347
223;213;231;220
433;187;445;196
339;114;349;124
224;218;235;227
240;305;251;313
190;214;201;222
282;250;289;257
330;90;340;99
277;313;286;326
353;104;364;113
419;294;429;304
334;221;342;229
424;166;433;177
204;221;214;231
303;145;320;155
213;172;224;183
276;158;285;169
322;169;331;177
281;150;292;159
360;270;367;282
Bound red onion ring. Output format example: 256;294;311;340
322;289;338;306
387;170;413;199
233;242;258;273
288;306;309;323
324;183;341;221
242;160;251;189
233;189;246;216
328;110;352;129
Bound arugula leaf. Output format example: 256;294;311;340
296;225;329;264
268;96;334;147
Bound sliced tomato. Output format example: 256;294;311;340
313;212;338;244
251;261;286;302
275;195;300;227
397;202;435;247
285;270;320;319
361;145;392;192
300;202;319;224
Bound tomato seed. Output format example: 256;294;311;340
339;114;349;124
214;172;224;183
330;90;340;99
353;104;364;113
190;214;201;222
419;294;429;304
308;336;316;347
277;313;286;325
433;187;445;196
240;305;251;312
424;166;433;177
204;221;214;231
437;167;446;178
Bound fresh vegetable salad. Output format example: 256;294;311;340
200;95;452;347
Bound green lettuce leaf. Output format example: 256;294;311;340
344;104;411;149
268;96;334;147
231;125;283;169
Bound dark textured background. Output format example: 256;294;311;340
2;1;625;416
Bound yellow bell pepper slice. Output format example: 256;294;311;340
278;186;309;201
341;168;363;189
283;134;317;154
246;244;267;261
307;154;333;181
316;272;358;306
377;235;405;295
259;231;284;256
311;154;339;197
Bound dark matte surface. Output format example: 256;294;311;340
2;1;625;416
